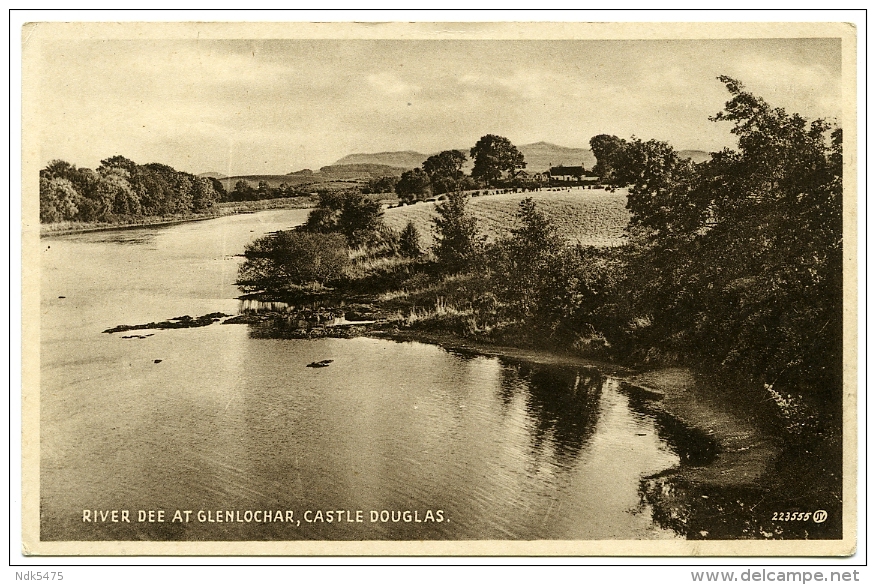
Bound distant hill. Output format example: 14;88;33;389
222;163;405;191
678;150;711;164
198;172;228;179
518;142;595;173
331;142;597;174
231;143;710;191
334;150;428;169
318;163;408;178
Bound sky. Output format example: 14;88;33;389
34;36;843;176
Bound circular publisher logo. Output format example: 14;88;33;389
813;510;828;523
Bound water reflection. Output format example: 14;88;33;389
238;299;292;313
623;392;719;466
639;440;843;540
50;228;159;246
499;361;602;467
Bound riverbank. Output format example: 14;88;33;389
372;327;632;377
230;289;782;486
373;324;842;539
621;369;780;488
40;196;313;236
373;327;780;487
227;271;841;539
166;299;776;492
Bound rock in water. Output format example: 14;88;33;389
306;359;333;368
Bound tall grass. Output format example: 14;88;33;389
404;297;472;324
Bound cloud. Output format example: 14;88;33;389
366;72;420;96
35;37;844;175
723;55;841;121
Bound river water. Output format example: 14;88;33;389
40;210;688;541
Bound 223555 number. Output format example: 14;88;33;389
772;510;828;523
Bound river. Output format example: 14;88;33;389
40;209;689;541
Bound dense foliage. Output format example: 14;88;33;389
422;150;468;194
238;231;349;291
489;198;564;317
470;134;527;187
432;191;484;272
238;187;394;291
39;156;222;223
362;176;399;195
592;77;843;411
395;168;432;203
227;179;305;202
303;190;386;247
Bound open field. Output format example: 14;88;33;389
383;187;630;248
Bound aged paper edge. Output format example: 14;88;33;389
19;20;859;557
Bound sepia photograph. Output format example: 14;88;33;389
19;20;858;556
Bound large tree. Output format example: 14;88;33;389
589;134;628;183
337;193;385;247
304;190;385;248
422;149;467;194
39;177;81;222
395;168;431;203
470;135;525;186
238;230;349;290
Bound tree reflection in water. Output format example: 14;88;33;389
498;360;603;469
632;387;843;540
638;475;842;540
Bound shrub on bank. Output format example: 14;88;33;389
238;230;349;292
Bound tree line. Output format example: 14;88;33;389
492;77;841;430
40;132;536;223
209;133;534;207
395;134;536;203
39;155;224;223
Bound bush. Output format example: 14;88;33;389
535;245;628;350
490;197;563;317
395;168;431;203
399;221;422;257
237;230;349;291
432;192;483;273
303;190;385;247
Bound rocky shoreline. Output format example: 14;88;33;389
104;306;389;340
103;313;231;334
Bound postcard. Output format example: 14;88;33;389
21;20;857;556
